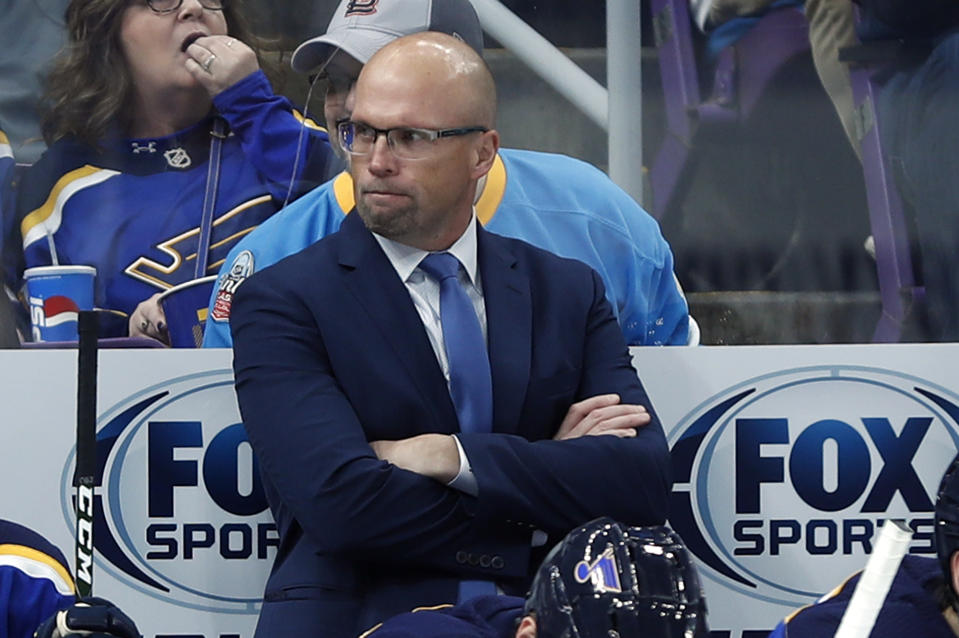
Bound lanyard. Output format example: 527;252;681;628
194;117;226;279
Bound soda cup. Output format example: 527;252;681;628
24;265;96;342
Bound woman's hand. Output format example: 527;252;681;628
128;293;169;345
186;35;259;96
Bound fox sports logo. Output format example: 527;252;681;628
60;370;275;613
668;365;959;607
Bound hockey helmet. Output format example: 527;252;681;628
935;453;959;596
524;518;707;638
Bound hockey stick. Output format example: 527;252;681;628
833;519;913;638
74;310;99;598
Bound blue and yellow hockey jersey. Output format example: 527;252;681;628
14;71;338;330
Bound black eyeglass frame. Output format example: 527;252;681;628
337;121;489;159
144;0;225;14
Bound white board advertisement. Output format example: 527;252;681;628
633;343;959;637
2;344;957;637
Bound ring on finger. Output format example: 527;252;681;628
201;54;216;73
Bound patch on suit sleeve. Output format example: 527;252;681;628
211;250;254;322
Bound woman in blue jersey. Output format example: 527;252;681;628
12;0;337;342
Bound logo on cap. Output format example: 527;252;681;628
574;546;622;593
345;0;378;17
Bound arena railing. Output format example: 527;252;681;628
471;0;646;204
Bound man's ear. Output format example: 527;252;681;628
514;615;537;638
471;129;500;180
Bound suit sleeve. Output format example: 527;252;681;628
230;272;532;580
458;268;672;537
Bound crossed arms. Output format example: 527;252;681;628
231;257;671;581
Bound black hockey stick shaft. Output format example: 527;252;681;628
75;310;99;598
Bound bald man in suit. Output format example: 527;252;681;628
231;33;671;638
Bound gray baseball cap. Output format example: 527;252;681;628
291;0;485;73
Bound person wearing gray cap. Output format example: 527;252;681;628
291;0;485;75
203;0;695;349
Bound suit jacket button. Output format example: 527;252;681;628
456;551;468;564
491;556;504;569
480;555;491;568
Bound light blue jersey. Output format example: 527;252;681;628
205;149;689;347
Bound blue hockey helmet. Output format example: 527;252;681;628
935;453;959;596
524;518;707;638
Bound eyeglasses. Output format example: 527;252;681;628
337;121;488;160
144;0;224;14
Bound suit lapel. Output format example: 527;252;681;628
477;226;532;435
335;212;458;434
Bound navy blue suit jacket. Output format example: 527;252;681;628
230;211;671;638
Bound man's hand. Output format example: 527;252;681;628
554;393;650;441
370;434;459;483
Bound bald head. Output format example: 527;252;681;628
357;32;497;129
348;31;501;252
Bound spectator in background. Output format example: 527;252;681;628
693;0;959;340
360;519;708;638
10;0;339;342
859;0;959;340
204;0;693;348
689;0;861;158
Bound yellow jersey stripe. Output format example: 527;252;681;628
0;543;75;595
21;166;119;248
292;110;326;132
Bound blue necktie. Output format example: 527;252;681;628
419;252;492;434
420;253;497;603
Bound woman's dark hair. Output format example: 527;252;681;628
42;0;278;147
